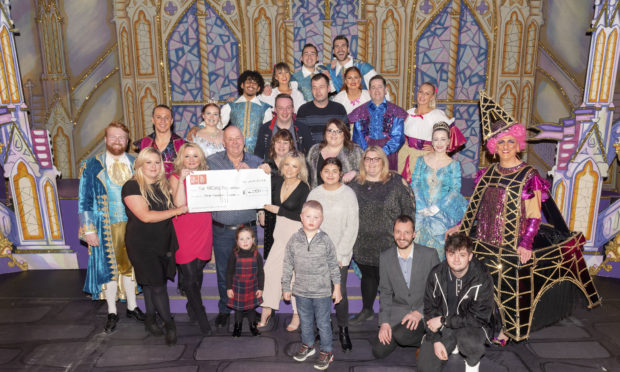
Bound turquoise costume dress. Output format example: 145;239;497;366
410;157;467;260
221;97;271;153
78;152;135;299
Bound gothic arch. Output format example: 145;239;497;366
570;161;599;240
380;9;399;74
520;82;532;123
0;27;19;103
587;29;605;103
501;11;523;75
140;87;156;136
499;83;517;118
13;162;44;240
134;10;155;76
52;126;72;178
524;21;536;75
554;180;566;216
600;28;617;103
120;27;132;76
42;179;62;240
254;8;272;74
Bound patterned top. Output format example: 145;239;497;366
134;133;185;178
193;135;224;158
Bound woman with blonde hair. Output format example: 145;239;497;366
258;129;296;260
258;151;310;331
169;143;213;336
122;147;187;345
348;146;415;325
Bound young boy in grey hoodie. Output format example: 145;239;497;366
282;200;342;370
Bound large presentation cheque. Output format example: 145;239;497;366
185;169;271;212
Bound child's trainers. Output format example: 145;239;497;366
293;344;316;362
313;351;334;370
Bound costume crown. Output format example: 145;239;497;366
479;90;517;141
432;121;451;134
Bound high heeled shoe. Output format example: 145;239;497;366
257;309;273;328
286;314;300;332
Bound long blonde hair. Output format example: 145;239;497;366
279;151;309;185
356;146;390;184
173;143;208;175
133;147;174;208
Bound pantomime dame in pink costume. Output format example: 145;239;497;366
452;92;601;342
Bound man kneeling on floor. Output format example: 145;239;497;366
372;215;439;358
418;233;494;372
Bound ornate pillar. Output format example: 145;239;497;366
444;0;461;118
196;1;211;100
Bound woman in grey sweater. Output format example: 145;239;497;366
307;157;359;351
348;146;415;325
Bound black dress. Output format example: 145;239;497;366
263;159;279;259
122;179;176;286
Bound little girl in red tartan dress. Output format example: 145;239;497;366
226;226;265;337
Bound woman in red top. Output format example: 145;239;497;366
170;143;213;335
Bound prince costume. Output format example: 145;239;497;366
79;151;144;330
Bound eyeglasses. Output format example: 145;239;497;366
364;157;382;163
327;129;343;134
107;136;128;142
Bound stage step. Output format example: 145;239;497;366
137;262;380;314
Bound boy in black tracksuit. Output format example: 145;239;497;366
418;233;495;372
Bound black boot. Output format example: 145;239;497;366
232;322;242;337
165;319;177;346
186;302;196;322
197;308;212;336
249;321;261;336
339;326;352;352
145;314;163;336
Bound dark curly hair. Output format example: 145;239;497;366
237;70;265;96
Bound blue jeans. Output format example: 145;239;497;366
296;295;333;352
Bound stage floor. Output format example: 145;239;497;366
0;270;618;371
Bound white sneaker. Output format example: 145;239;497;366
465;361;480;372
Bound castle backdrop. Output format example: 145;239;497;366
0;0;619;274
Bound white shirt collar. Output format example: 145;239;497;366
235;95;262;105
397;245;414;260
302;65;314;77
335;55;354;75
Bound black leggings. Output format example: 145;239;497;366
234;309;257;323
357;263;380;311
179;258;207;317
142;284;172;323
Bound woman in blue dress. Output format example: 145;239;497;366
410;121;467;260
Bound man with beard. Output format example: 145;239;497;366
327;35;379;92
372;215;439;359
78;122;145;333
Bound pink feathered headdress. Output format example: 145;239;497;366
486;123;526;154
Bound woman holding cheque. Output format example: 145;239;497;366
169;143;213;336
